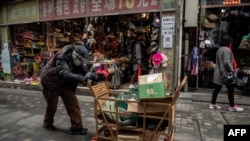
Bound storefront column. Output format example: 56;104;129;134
176;0;184;89
0;2;12;81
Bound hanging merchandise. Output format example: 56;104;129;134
185;47;199;76
151;28;160;42
199;30;215;48
149;51;168;74
207;13;218;22
202;18;216;29
110;63;123;89
152;18;160;28
152;52;163;68
201;13;218;29
238;34;250;50
160;53;168;67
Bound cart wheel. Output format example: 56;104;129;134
164;136;174;141
104;127;116;137
91;136;97;141
104;128;110;137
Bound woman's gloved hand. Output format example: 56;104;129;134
82;72;98;83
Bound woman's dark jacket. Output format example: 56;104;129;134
40;45;88;93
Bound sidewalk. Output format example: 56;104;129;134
0;81;250;141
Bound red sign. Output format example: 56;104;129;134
88;0;160;16
54;0;86;19
223;0;241;5
39;0;86;20
39;0;54;20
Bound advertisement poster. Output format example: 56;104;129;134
1;43;11;74
162;15;175;48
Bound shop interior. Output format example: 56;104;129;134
10;12;163;87
194;4;250;94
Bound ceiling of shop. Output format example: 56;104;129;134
1;0;26;4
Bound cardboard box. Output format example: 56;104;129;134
138;73;166;100
127;97;172;113
118;134;141;141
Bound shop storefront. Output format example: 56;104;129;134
185;0;250;93
0;0;182;92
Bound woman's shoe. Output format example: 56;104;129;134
229;105;244;112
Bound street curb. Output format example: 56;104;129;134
0;81;125;96
1;81;249;106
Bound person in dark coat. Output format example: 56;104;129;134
209;35;243;112
127;29;147;88
40;45;96;134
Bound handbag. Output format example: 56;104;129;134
216;50;237;85
221;72;237;85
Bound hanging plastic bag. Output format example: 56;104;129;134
137;64;142;77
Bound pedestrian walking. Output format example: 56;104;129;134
40;44;96;134
127;28;148;88
209;35;244;112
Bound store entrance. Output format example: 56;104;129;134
9;13;162;89
195;4;250;93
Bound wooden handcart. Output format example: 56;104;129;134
88;76;188;141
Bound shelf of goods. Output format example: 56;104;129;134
13;28;44;58
88;76;188;141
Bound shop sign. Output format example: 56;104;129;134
0;27;8;44
39;0;86;20
0;6;7;25
39;0;54;20
7;0;39;24
162;15;175;48
88;0;160;16
1;43;11;74
223;0;241;5
162;0;175;10
54;0;86;19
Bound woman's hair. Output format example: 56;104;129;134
219;35;233;46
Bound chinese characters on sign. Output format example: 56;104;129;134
40;0;53;20
38;0;159;20
223;0;240;5
88;0;159;16
1;43;11;74
162;15;175;48
39;0;86;20
54;0;86;19
8;0;38;23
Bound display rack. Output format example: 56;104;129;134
13;24;44;59
88;76;187;141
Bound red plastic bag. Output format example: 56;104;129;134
137;64;142;77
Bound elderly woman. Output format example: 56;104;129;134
209;35;243;112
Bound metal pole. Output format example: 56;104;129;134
184;32;189;91
177;0;184;86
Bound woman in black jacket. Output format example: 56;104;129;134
41;45;95;134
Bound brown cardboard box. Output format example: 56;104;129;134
127;97;172;113
118;134;141;141
138;73;167;100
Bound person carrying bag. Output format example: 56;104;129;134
209;35;243;112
